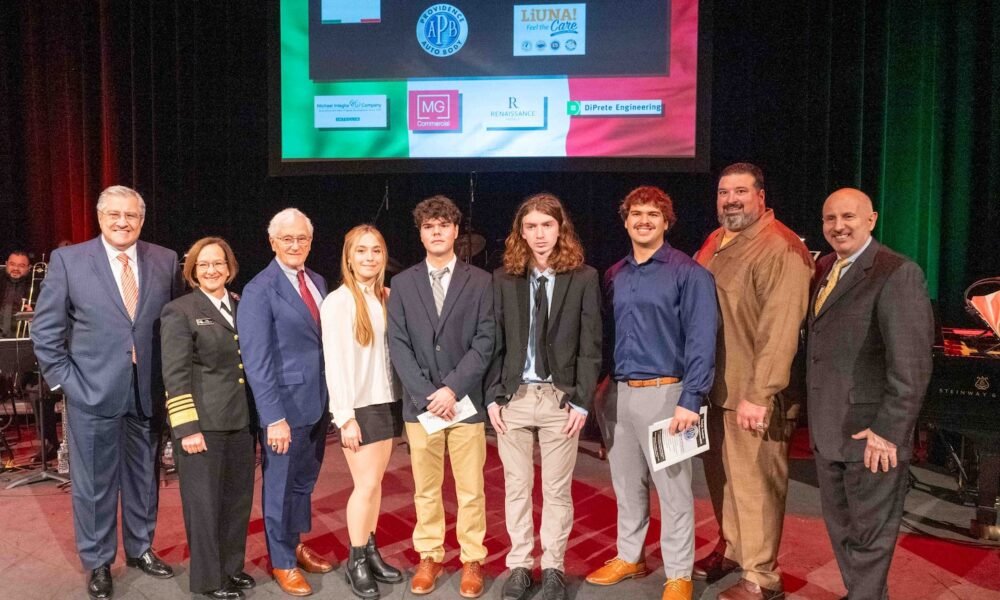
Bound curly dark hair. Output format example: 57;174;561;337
502;193;585;276
412;195;462;228
618;186;677;228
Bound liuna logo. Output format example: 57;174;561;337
416;4;469;57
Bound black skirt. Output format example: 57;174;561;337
352;401;403;446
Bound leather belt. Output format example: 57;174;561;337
626;376;681;388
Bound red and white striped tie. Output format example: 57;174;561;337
118;253;138;362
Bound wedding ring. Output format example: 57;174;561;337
754;422;765;430
271;443;278;450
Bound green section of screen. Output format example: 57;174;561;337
280;0;408;159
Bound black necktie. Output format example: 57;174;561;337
534;275;550;379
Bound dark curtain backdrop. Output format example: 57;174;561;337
1;0;998;324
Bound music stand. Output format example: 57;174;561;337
0;338;70;488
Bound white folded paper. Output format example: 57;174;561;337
648;405;709;471
417;395;478;435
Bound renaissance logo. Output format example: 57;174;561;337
513;4;586;56
408;90;461;131
314;95;388;129
416;4;468;57
485;95;547;130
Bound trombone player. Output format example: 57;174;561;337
0;250;31;339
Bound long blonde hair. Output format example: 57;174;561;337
341;225;388;346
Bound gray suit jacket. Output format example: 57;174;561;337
31;236;180;418
486;265;602;410
806;239;934;462
387;260;495;423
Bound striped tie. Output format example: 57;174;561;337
814;258;849;316
118;253;138;362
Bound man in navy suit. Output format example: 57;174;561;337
237;208;333;597
32;185;180;599
388;195;495;598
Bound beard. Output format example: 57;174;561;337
717;206;759;232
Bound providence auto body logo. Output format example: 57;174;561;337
417;4;468;57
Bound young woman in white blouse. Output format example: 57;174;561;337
321;225;404;599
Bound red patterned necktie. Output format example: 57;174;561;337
297;270;321;324
117;253;138;362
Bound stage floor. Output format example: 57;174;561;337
1;429;997;599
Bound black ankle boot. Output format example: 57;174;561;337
364;532;404;583
347;545;379;599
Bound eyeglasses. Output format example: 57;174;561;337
275;235;312;248
99;210;143;224
195;261;228;271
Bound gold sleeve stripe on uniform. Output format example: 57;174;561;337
166;393;193;408
168;406;199;428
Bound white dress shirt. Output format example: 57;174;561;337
100;237;139;305
199;288;233;327
321;284;394;428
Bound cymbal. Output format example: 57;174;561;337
386;257;405;274
455;233;486;260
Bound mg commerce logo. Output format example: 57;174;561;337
416;4;468;57
408;90;460;131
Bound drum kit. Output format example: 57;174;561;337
0;260;70;487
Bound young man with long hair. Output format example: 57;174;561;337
486;193;602;600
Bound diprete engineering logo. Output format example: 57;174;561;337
416;4;469;57
408;90;461;131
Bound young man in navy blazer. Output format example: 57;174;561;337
237;208;333;597
387;195;495;598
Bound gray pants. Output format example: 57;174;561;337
604;382;694;579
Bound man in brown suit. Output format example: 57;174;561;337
692;163;814;600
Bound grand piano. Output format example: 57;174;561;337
921;279;1000;540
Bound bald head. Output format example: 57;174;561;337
822;188;878;258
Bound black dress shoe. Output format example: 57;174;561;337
88;565;113;599
502;567;533;600
364;532;404;584
346;545;379;599
125;549;174;579
228;571;256;589
541;568;567;600
203;588;244;600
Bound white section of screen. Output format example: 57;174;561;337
406;78;571;158
321;0;380;24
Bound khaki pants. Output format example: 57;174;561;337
496;383;579;571
405;421;487;564
703;403;793;590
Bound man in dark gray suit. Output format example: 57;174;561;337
388;195;494;598
807;188;934;600
32;185;180;599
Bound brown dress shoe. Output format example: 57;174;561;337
410;557;444;595
272;568;313;597
718;578;785;600
692;550;740;582
459;561;485;598
585;557;648;585
662;577;694;600
295;543;333;574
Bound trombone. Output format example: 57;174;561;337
14;259;47;339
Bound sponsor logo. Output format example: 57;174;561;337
522;40;533;52
416;4;468;57
314;95;388;129
408;90;461;131
976;376;991;391
485;95;547;130
566;99;664;117
514;4;586;56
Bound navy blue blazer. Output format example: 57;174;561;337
237;259;328;428
31;236;180;417
387;259;495;423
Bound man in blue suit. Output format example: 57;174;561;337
32;185;180;599
237;208;333;597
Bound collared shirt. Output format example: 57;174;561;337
276;258;323;309
835;235;873;277
101;236;139;302
199;288;233;327
606;241;718;413
521;267;555;383
694;209;814;408
425;254;458;296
